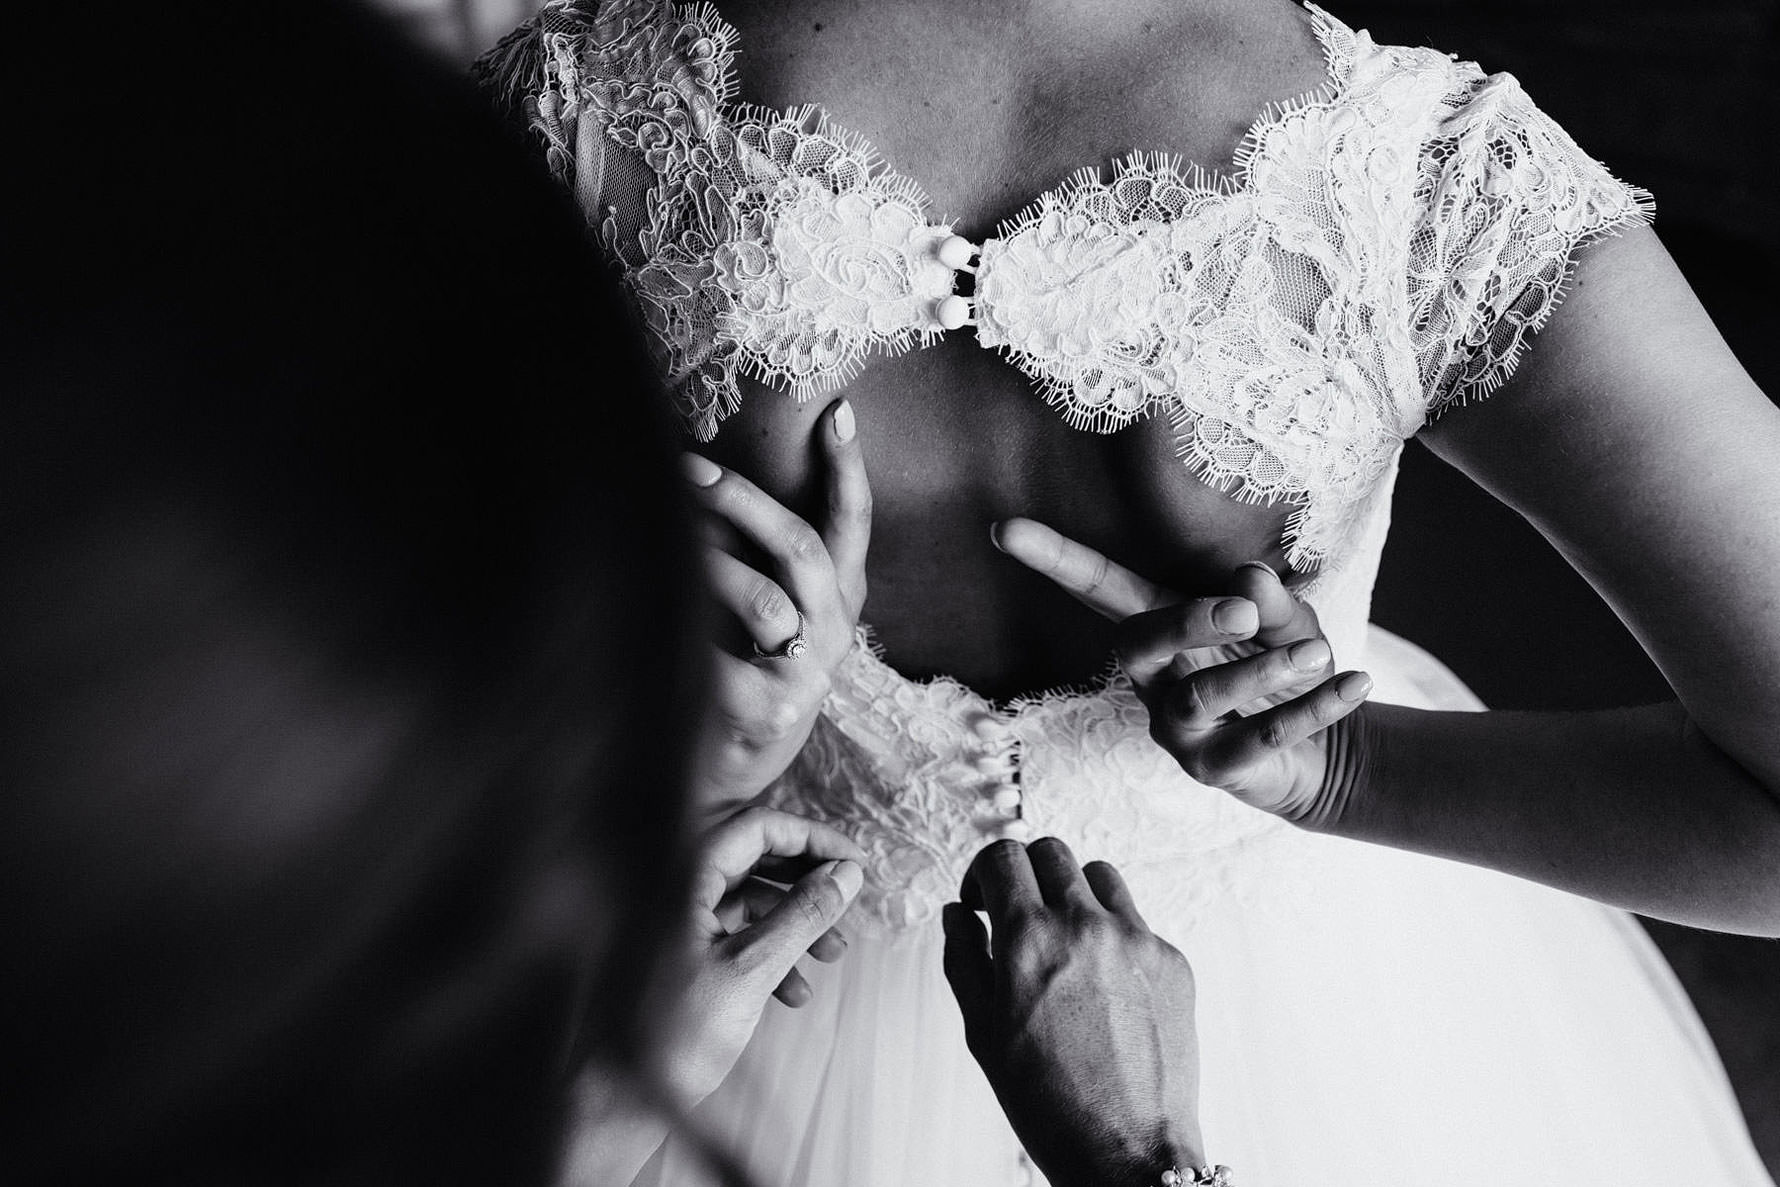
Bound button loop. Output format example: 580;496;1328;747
932;233;981;331
963;708;1026;839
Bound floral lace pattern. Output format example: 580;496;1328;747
479;1;958;439
764;630;1313;934
475;1;1654;928
480;0;1650;570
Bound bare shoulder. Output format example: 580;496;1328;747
1419;221;1780;608
1021;0;1333;169
1421;226;1762;471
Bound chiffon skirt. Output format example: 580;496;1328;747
638;628;1773;1186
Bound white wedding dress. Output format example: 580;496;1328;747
480;3;1774;1182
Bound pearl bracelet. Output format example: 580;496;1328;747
1160;1166;1233;1186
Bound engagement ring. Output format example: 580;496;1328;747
754;611;809;661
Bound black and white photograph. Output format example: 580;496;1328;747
6;1;1778;1184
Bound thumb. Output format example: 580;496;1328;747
729;859;864;987
1231;561;1318;648
941;902;994;1059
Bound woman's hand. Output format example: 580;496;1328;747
657;806;866;1110
991;517;1371;824
943;838;1205;1187
557;808;864;1186
682;398;871;810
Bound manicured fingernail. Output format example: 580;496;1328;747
1239;560;1281;582
680;453;721;487
988;521;1008;551
829;859;863;898
1212;597;1258;634
1289;638;1332;671
832;399;856;443
1336;672;1374;703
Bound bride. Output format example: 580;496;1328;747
480;0;1780;1182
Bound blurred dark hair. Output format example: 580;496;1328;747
1;2;702;1182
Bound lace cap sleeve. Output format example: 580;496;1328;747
471;1;600;189
1411;69;1654;420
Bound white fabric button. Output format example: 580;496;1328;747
989;786;1023;813
937;234;978;269
967;711;1001;740
995;819;1032;841
936;294;973;330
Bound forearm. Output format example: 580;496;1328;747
554;1065;672;1187
1321;701;1780;936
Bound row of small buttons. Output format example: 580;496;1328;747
965;709;1028;841
932;237;1020;838
934;234;981;330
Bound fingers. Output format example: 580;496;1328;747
683;452;842;619
1082;861;1148;930
940;902;993;1055
716;878;850;962
818;398;871;616
959;838;1042;923
1111;566;1319;692
805;925;849;963
1174;669;1373;782
695;807;866;912
702;547;802;655
990;518;1169;621
961;839;1132;919
695;810;864;1015
1154;639;1335;733
772;966;813;1008
725;858;865;1003
1025;837;1098;911
1231;561;1321;648
1113;598;1261;688
712;876;773;933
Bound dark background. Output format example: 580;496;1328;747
397;0;1780;1170
1346;0;1780;1171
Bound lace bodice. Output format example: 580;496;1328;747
478;1;1652;931
478;0;1649;570
766;630;1327;932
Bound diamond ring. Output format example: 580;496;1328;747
753;611;809;661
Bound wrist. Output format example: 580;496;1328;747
1291;698;1384;835
690;734;804;813
1157;1121;1208;1180
1070;1125;1207;1187
557;1062;674;1187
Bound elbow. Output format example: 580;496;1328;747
1680;710;1780;806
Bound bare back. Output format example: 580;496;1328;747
697;0;1332;697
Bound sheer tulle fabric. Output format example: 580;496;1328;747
637;629;1773;1187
